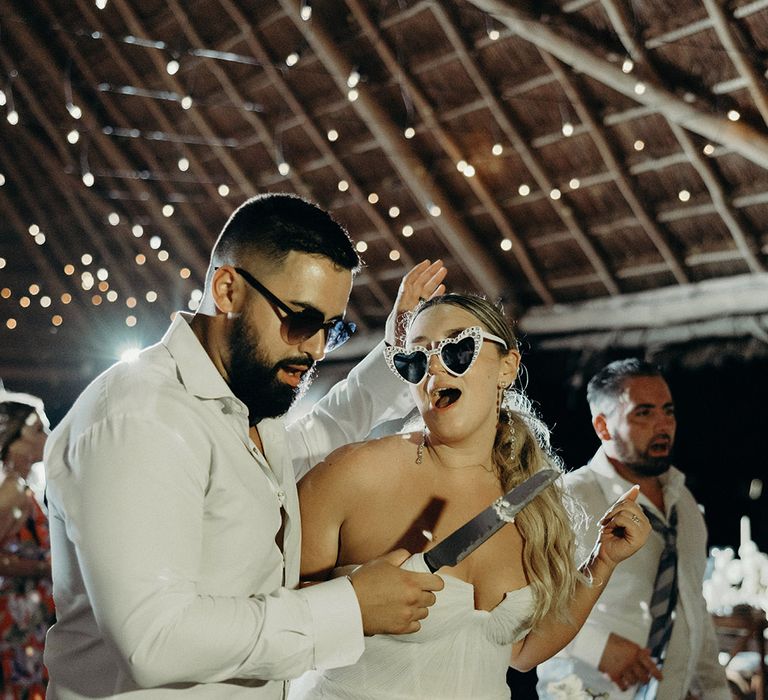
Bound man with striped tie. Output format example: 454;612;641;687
537;359;729;700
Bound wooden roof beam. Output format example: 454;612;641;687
344;0;553;305
600;0;765;273
701;0;768;127
466;0;768;171
430;3;620;297
110;0;260;200
538;51;689;283
70;0;231;223
0;44;159;294
5;2;209;275
215;0;413;315
276;0;509;302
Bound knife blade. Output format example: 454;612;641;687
422;468;560;573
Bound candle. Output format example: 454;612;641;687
740;515;751;552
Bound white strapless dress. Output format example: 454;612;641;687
289;553;534;700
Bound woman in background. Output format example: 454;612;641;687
0;391;54;699
294;293;650;699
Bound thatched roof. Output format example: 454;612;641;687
1;0;767;407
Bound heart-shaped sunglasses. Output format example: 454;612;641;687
384;326;507;384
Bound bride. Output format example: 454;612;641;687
293;293;650;699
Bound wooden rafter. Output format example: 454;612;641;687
700;0;768;127
69;0;232;224
537;50;690;284
5;2;209;275
345;0;555;305
466;0;768;171
430;3;622;298
211;0;411;314
599;0;766;274
276;0;510;302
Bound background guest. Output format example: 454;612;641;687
0;390;54;699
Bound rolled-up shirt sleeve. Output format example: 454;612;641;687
53;412;361;687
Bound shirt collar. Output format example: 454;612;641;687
161;312;237;402
588;445;686;518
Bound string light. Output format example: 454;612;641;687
178;157;189;172
428;204;441;217
146;291;158;302
166;60;180;76
7;110;19;125
64;264;75;275
67;130;80;144
500;239;512;251
162;204;174;217
492;143;503;156
634;82;647;95
106;290;118;302
678;189;691;202
622;58;634;73
561;121;574;137
108;212;120;225
0;259;5;270
404;127;415;139
300;0;312;21
367;193;379;204
634;140;645;151
180;96;193;110
402;225;414;237
218;184;229;196
82;171;95;187
518;184;530;196
727;109;740;121
550;188;562;200
0;173;5;186
132;224;144;237
67;103;82;119
135;254;146;265
6;319;17;330
34;233;45;245
355;241;368;253
278;161;290;176
327;129;339;142
81;253;93;265
703;144;715;156
40;296;51;308
347;70;360;89
95;0;108;10
337;179;349;192
1;288;11;299
388;206;400;218
28;284;40;296
52;315;63;327
347;89;359;102
157;250;169;261
389;250;400;261
180;267;191;279
569;178;580;189
61;293;72;304
126;315;137;327
285;52;299;67
126;297;137;308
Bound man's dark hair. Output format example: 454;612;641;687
586;358;664;415
210;193;361;273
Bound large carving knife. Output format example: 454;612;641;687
423;469;560;573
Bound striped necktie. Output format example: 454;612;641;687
635;505;678;699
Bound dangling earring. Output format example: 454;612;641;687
416;427;426;464
508;419;517;462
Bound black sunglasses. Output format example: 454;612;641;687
231;267;356;352
384;326;507;384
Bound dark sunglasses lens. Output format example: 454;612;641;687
441;336;476;375
393;351;427;384
325;320;357;351
284;311;326;344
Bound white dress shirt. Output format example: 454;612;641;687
537;447;729;700
44;313;411;699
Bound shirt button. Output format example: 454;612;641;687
276;490;286;504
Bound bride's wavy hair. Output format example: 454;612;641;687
408;293;585;627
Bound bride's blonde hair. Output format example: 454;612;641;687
409;293;584;627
